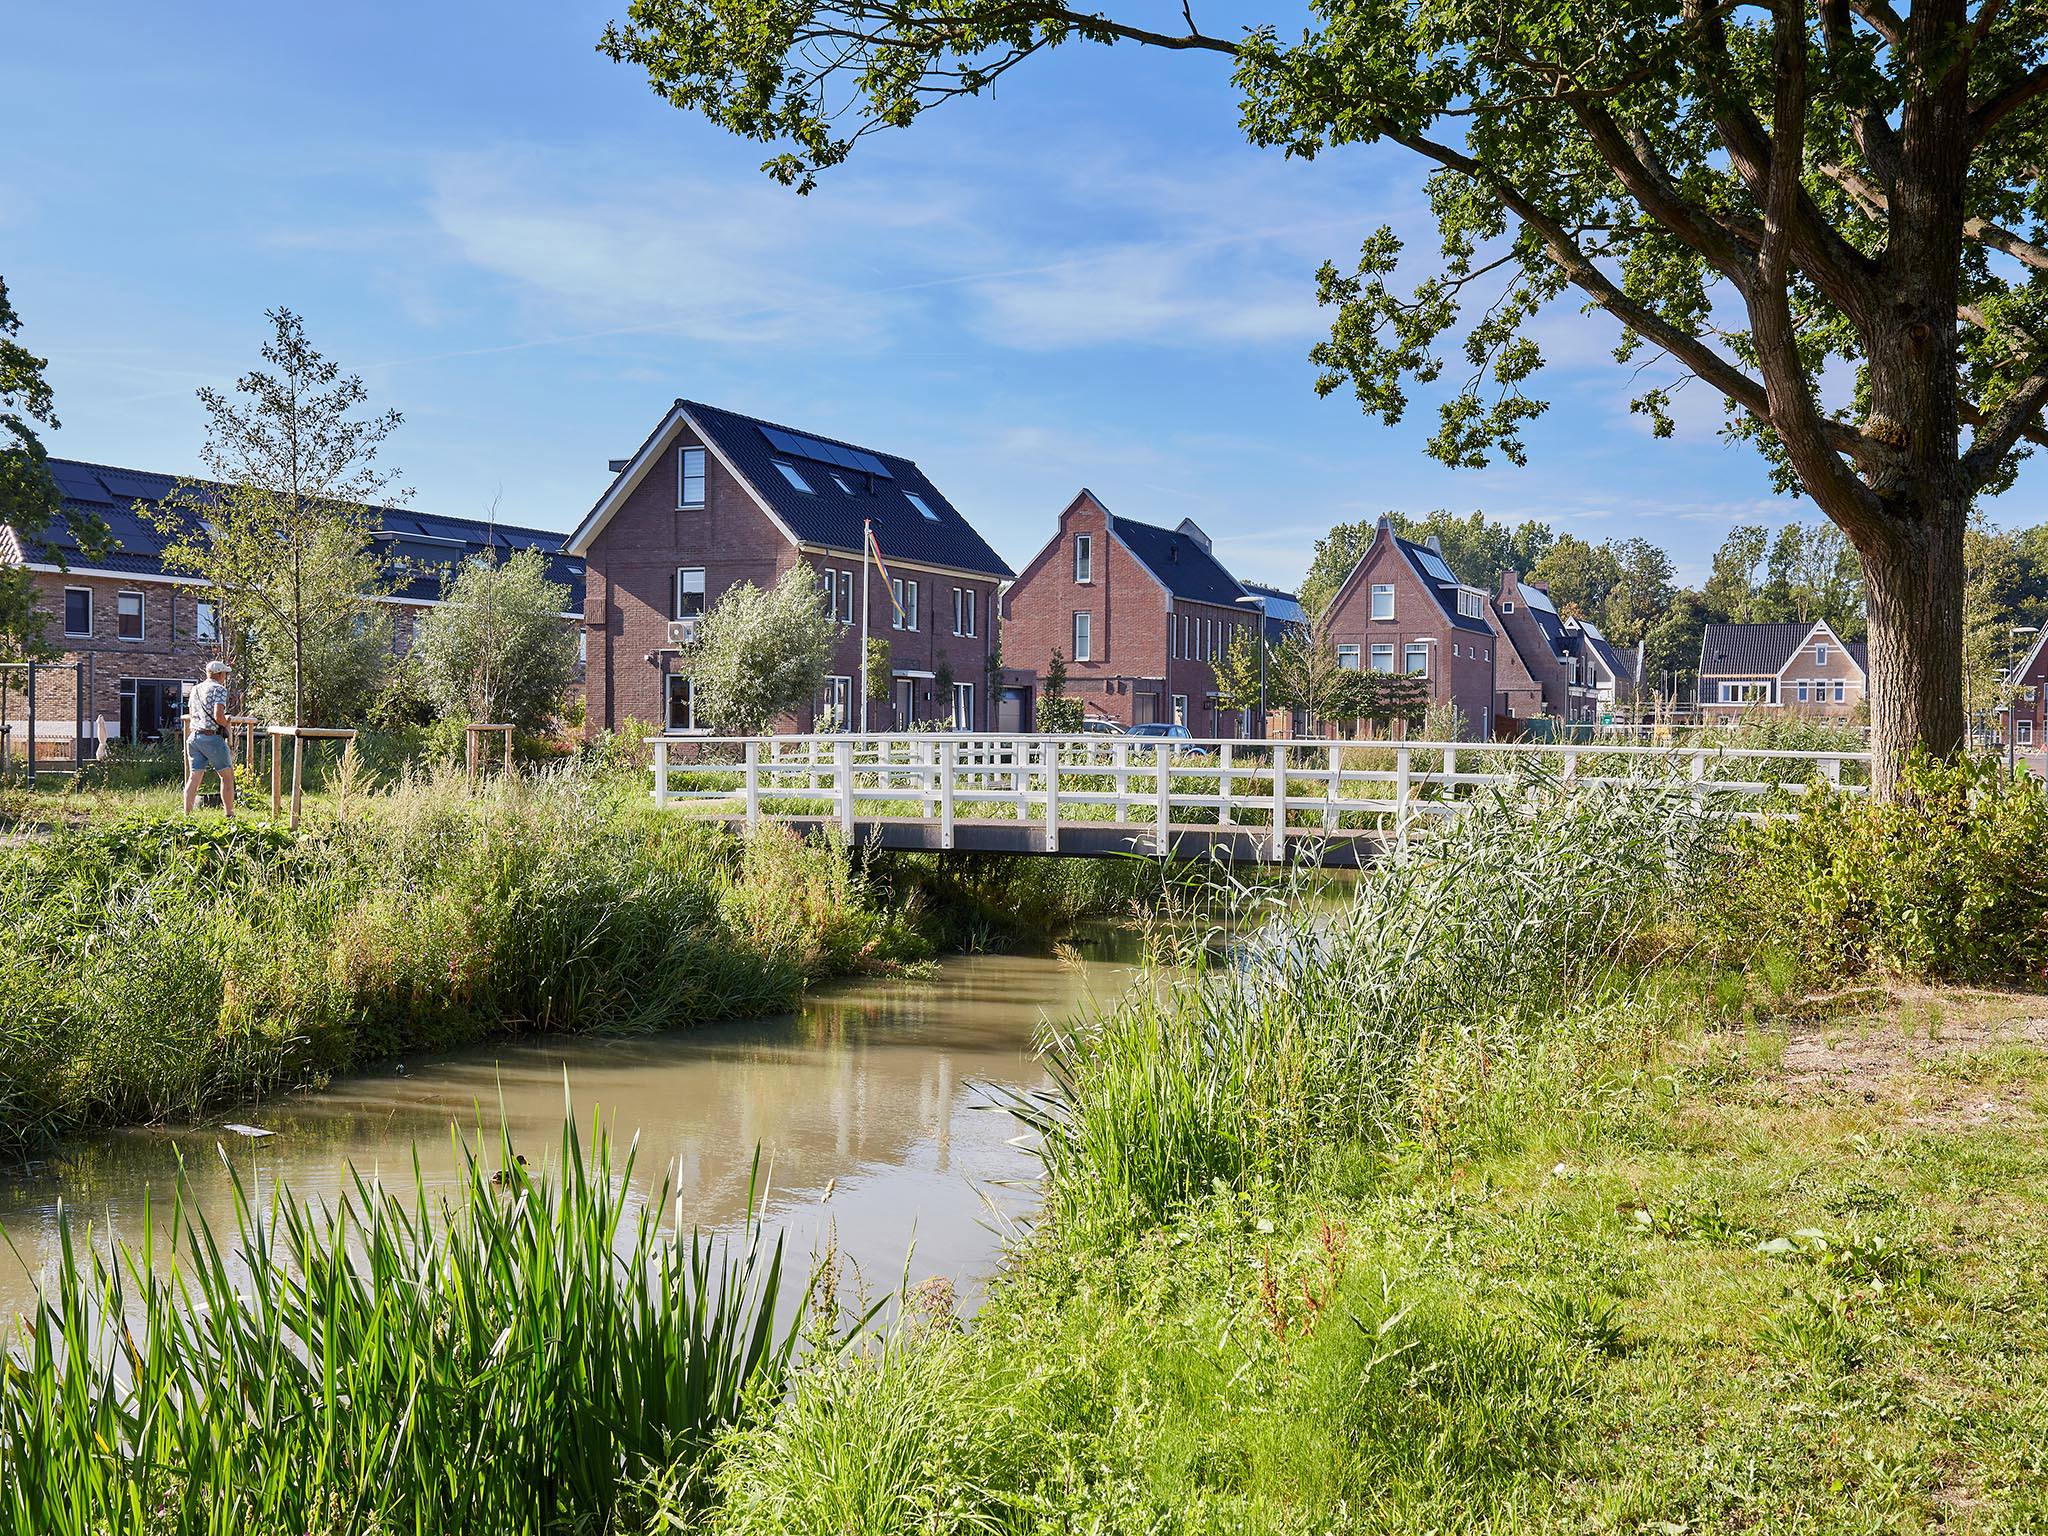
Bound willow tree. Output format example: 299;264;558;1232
603;0;2048;795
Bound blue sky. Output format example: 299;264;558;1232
6;1;2037;588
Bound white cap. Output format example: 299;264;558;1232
205;659;230;678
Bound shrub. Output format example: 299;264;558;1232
1721;753;2048;984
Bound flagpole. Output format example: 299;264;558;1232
859;519;871;733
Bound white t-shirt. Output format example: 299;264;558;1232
187;679;229;735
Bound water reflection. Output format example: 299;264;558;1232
0;933;1142;1320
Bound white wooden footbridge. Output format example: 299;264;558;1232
648;733;1869;866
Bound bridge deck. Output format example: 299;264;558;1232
715;815;1388;866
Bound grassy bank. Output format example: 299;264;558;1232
0;768;1158;1154
5;764;2044;1533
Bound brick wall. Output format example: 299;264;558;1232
1323;527;1496;740
16;571;219;743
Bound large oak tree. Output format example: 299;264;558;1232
603;0;2048;795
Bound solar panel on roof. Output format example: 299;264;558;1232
1413;548;1458;585
97;472;165;502
50;464;113;502
1520;584;1558;614
756;424;894;481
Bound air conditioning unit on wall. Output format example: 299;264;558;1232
667;618;700;648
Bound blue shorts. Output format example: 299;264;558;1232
186;733;232;774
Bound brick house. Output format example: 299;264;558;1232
1696;620;1867;724
1000;489;1270;735
1493;572;1627;729
0;457;582;760
1999;627;2047;753
567;400;1013;736
1320;518;1497;740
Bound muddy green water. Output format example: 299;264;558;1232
0;934;1141;1320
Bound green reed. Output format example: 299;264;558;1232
0;1114;799;1535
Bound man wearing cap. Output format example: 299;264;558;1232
183;658;237;817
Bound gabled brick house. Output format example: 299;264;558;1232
1494;572;1611;728
1697;620;1867;724
568;400;1013;736
1320;518;1497;740
0;458;582;761
1000;489;1268;734
1998;626;2047;753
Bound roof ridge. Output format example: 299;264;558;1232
682;398;918;470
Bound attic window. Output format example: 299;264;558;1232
905;491;939;521
677;447;706;509
1501;601;1515;613
830;472;855;495
771;459;813;493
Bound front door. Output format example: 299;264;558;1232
998;686;1029;732
119;678;183;742
894;678;916;729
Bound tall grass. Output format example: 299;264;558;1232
1016;774;1727;1239
0;1116;799;1535
0;770;930;1153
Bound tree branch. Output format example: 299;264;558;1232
1963;365;2048;482
1819;159;2048;270
1972;62;2048;144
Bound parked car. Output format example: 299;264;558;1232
1081;716;1127;735
1125;722;1212;755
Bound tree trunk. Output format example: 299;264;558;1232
1860;500;1967;800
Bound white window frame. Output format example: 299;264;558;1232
116;590;145;641
1074;534;1093;584
1456;590;1483;618
1336;644;1361;671
838;569;854;626
891;577;905;631
1172;694;1188;726
1370;584;1395;621
1834;679;1846;703
1501;600;1516;613
821;675;853;729
905;579;918;632
2021;719;2035;746
951;681;974;730
1369;643;1396;673
1403;641;1430;676
674;567;706;620
666;673;697;732
1073;610;1093;662
821;568;838;622
906;491;938;520
1815;643;1829;665
677;446;706;509
770;459;812;492
194;599;219;644
1796;680;1809;703
63;586;92;639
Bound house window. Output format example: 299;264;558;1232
820;675;853;730
1074;535;1093;584
118;678;182;741
1796;680;1809;703
1370;643;1395;673
1404;642;1430;676
830;472;855;495
1370;584;1395;620
1834;679;1846;703
63;588;92;638
1815;643;1829;665
770;459;812;492
578;630;587;665
1336;645;1361;671
952;586;977;637
665;673;697;731
195;600;219;643
1172;694;1188;726
1502;601;1515;613
905;580;918;631
1073;610;1093;662
821;569;838;622
1452;644;1460;658
2022;720;2036;746
674;567;705;619
906;491;939;521
838;569;854;625
677;447;706;509
1456;590;1483;618
117;591;144;641
951;682;974;729
891;578;904;630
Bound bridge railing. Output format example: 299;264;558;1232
644;733;1870;859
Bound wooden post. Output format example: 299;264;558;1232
271;728;284;819
1219;742;1234;829
940;739;956;850
1325;742;1339;834
1154;741;1171;857
1270;742;1288;864
837;737;856;840
1395;745;1411;851
1690;748;1706;811
744;739;761;830
1113;739;1129;829
290;735;305;830
1043;738;1060;853
653;737;670;806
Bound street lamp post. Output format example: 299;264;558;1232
1235;593;1268;740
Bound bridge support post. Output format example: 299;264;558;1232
1270;743;1288;864
836;738;855;841
744;740;760;830
653;737;670;807
1043;738;1060;853
1689;749;1706;811
1220;743;1233;828
940;739;956;849
1155;743;1171;857
1396;746;1411;853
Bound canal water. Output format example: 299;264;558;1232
0;932;1142;1321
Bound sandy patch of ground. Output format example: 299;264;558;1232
1774;989;2048;1128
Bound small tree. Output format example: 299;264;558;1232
679;567;836;734
1;277;108;660
1213;626;1267;719
1270;627;1355;730
233;528;392;725
153;309;404;728
864;635;893;719
413;547;580;733
1037;647;1083;733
